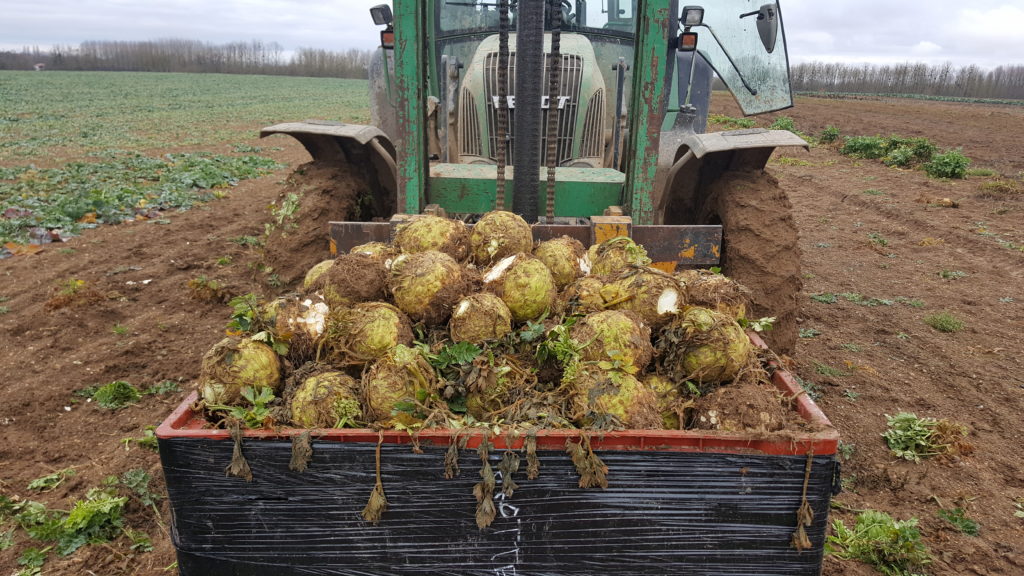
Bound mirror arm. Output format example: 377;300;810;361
695;24;758;95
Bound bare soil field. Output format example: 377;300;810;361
1;94;1022;575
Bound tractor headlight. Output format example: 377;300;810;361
681;6;704;27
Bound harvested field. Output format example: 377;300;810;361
1;75;1022;575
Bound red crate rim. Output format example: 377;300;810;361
157;333;839;456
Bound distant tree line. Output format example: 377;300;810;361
0;39;374;79
3;41;1023;100
791;61;1024;100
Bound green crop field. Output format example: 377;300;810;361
0;71;371;247
0;71;371;162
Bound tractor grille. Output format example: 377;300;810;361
482;51;586;165
459;88;482;157
579;89;605;160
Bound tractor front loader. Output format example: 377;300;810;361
262;0;807;354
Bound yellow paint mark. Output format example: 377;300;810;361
650;261;676;274
711;244;720;259
329;238;338;256
677;245;696;260
594;223;630;244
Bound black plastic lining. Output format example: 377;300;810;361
160;437;834;576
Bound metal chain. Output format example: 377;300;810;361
544;0;562;222
495;0;510;211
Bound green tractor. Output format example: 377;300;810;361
262;0;806;353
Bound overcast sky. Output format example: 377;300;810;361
1;1;1021;70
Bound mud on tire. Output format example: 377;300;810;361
700;170;801;356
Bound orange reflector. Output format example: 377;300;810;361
679;32;698;52
381;30;395;49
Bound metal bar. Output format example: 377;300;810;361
623;0;673;225
612;56;626;170
512;0;545;222
394;0;427;214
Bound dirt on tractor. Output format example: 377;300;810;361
1;95;1022;575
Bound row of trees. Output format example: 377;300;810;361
791;61;1024;100
0;40;374;79
2;41;1022;100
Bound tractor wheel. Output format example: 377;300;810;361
699;170;801;356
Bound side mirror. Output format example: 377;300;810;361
369;4;394;26
755;3;778;54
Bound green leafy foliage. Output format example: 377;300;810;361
828;509;931;576
207;386;276;428
768;116;796;132
430;341;483;372
810;292;838;304
937;507;979;536
122;425;160;452
924;149;971;179
923;311;964;333
841;136;888;159
226;293;265;334
882;412;967;462
819;125;841;144
0;152;279;244
707;113;756;130
91;380;142;410
59;489;128;556
27;468;75;492
111;468;163;509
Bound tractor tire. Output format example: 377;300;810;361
699;170;801;356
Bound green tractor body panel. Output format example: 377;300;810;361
429;164;624;217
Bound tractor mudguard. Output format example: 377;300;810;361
260;121;398;210
654;128;807;224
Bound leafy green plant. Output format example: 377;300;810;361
91;380;142;410
810;292;838;304
819;125;840;144
925;149;970;179
187;275;229;302
799;328;821;339
837;441;856;462
769;116;796;132
867;232;889;247
738;316;775;333
111;323;129;336
708;113;756;129
814;362;849;378
882;412;968;462
122;426;160;452
27;468;76;492
938;269;966;280
207;386;276;428
862;189;885;196
841;136;887;159
828;509;931;576
795;376;821;400
17;546;49;573
924;311;964;333
58;488;128;556
225;293;262;334
937;507;979;536
229;235;263;247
